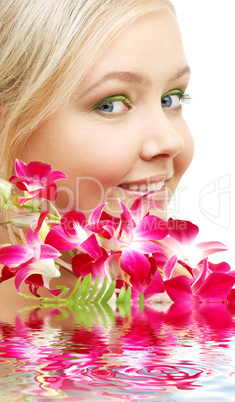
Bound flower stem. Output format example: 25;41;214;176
7;200;60;221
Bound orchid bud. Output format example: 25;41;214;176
10;213;40;229
0;178;13;210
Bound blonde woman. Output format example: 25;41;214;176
0;0;194;308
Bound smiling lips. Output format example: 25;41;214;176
120;180;165;192
118;173;172;194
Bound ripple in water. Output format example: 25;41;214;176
0;302;235;400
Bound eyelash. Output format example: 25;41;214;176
161;89;191;109
92;95;132;114
181;92;192;105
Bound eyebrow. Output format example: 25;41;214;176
79;65;191;98
169;65;191;81
79;71;145;98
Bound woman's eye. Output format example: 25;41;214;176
161;93;182;109
92;96;132;115
98;100;129;113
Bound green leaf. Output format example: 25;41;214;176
138;292;144;312
77;275;92;302
101;279;116;304
71;274;92;302
116;286;126;304
66;277;82;300
93;276;108;304
53;286;70;300
123;286;131;304
86;275;100;304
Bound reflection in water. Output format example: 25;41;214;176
0;301;235;401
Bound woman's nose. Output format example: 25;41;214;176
140;110;184;161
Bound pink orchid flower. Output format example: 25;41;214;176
0;211;61;296
152;217;229;275
46;210;88;250
86;196;169;293
9;159;67;205
163;256;235;303
72;250;109;283
46;210;103;260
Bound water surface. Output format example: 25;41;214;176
0;301;235;401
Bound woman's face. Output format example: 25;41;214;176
18;9;194;219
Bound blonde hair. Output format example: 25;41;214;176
0;0;174;242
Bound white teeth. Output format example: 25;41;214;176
122;180;165;192
155;180;164;191
146;181;164;191
128;184;139;191
139;184;147;191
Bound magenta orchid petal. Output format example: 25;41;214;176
102;224;116;238
192;258;209;294
14;159;27;177
72;254;93;277
47;169;68;183
86;221;116;239
154;236;183;258
100;210;120;224
72;254;106;282
45;225;79;251
168;218;199;245
129;191;155;221
118;200;135;242
104;252;124;281
120;248;151;282
0;245;33;265
15;268;32;292
196;272;235;302
37;182;58;201
34;210;49;233
18;186;57;205
46;287;64;297
208;261;231;272
25;160;52;179
40;244;61;259
133;215;169;241
61;210;87;236
144;266;165;298
177;260;194;276
164;275;194;303
18;195;36;206
141;201;164;217
15;259;60;292
88;203;106;225
130;240;165;254
152;252;168;271
195;241;228;258
119;200;133;223
0;266;16;283
79;233;102;259
163;255;178;279
9;177;29;192
25;227;42;251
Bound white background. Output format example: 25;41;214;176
169;0;234;264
